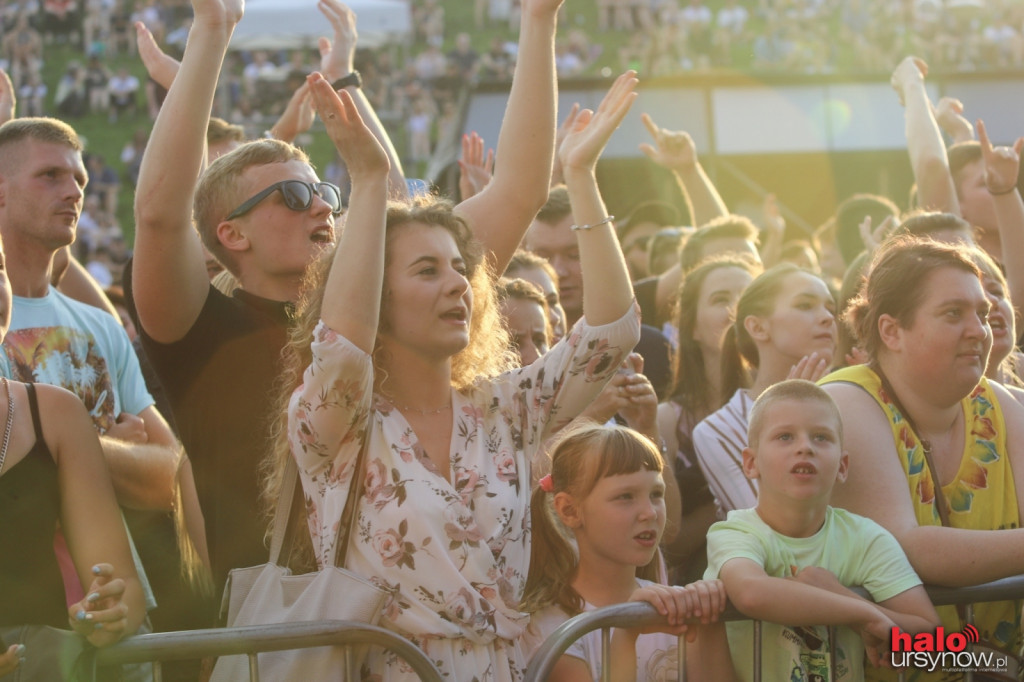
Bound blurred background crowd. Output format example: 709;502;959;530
1;0;1021;287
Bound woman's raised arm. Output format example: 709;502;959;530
559;71;638;327
309;73;391;353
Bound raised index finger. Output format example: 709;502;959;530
977;119;993;153
641;112;660;140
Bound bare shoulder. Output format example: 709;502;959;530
822;381;915;529
29;383;97;466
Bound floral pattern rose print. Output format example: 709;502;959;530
287;309;639;681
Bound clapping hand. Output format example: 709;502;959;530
317;0;357;82
272;82;316;144
308;73;388;178
458;132;494;200
558;71;638;174
135;21;179;90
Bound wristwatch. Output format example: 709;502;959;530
331;71;362;90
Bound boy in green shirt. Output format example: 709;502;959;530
704;380;940;681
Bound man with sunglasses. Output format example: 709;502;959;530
129;0;559;596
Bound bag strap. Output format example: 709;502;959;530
268;429;371;569
333;430;370;568
268;456;299;566
873;365;954;525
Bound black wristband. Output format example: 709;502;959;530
330;71;362;91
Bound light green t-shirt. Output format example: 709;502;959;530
704;507;922;682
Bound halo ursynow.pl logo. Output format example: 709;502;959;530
890;625;1009;674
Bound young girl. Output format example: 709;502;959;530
521;423;734;682
658;255;760;582
693;263;836;514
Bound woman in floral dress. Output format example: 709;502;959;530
269;68;642;680
822;236;1024;681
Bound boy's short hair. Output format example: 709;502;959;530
535;185;572;226
193;139;310;275
747;380;843;448
679;214;760;272
0;117;83;173
207;117;246;147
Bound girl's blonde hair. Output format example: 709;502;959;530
520;423;664;616
262;196;516;568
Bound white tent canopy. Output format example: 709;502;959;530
230;0;411;51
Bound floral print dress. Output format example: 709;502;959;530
288;308;640;681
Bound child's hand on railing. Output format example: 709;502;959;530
627;579;727;641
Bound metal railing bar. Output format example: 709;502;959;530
95;620;445;682
524;575;1024;682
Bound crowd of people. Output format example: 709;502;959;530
2;0;1024;681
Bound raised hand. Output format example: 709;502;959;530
317;0;357;81
68;564;131;647
858;213;896;257
550;103;581;185
559;71;638;174
977;119;1024;197
135;21;180;90
307;72;388;178
191;0;243;29
933;96;974;143
762;193;785;237
520;0;565;19
0;69;15;125
639;112;698;172
891;57;927;107
271;82;315;143
458;132;494;200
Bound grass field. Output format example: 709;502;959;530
29;1;634;242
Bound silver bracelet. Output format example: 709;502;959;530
570;215;615;231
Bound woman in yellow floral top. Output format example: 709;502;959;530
269;70;642;681
821;236;1024;681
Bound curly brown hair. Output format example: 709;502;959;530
261;196;516;567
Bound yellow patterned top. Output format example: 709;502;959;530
822;365;1022;682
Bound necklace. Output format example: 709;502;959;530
382;391;452;416
392;401;452;416
0;379;13;474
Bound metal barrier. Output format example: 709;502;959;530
524;575;1024;682
94;620;444;682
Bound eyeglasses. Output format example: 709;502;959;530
225;180;344;220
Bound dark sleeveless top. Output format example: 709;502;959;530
0;383;67;628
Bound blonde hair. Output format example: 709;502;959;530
193;139;310;275
0;117;82;173
262;196;516;566
747;379;843;449
520;423;664;616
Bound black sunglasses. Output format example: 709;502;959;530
226;180;344;220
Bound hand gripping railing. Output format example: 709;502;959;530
94;620;444;682
524;575;1024;682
